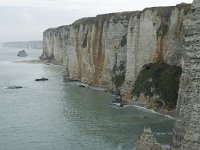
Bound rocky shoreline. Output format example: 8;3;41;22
64;78;176;119
14;59;42;64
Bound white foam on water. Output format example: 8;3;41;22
89;86;106;91
0;61;13;64
161;144;171;150
156;132;172;136
125;105;175;119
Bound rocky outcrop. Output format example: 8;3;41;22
172;0;200;149
3;41;43;49
5;86;22;89
41;4;190;101
35;77;48;81
135;127;162;150
17;50;28;57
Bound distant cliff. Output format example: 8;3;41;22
3;41;43;49
41;3;190;110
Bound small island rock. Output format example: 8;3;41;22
78;84;86;88
6;86;22;89
17;50;28;57
35;77;48;81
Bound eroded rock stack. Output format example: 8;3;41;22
17;50;28;57
135;127;162;150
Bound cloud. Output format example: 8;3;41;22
0;0;193;10
23;12;35;23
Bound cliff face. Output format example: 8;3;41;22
172;0;200;149
41;4;190;99
3;41;43;49
41;1;200;149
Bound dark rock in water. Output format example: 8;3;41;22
111;97;127;108
104;89;115;93
78;84;86;88
17;50;28;57
111;102;126;108
6;86;22;89
119;103;125;107
35;77;48;81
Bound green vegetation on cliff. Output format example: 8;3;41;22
112;61;126;88
132;61;182;109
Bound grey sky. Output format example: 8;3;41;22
0;0;193;42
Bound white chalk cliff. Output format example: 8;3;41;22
41;1;200;149
41;4;190;96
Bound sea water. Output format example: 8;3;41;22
0;45;174;150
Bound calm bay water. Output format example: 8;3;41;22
0;45;174;150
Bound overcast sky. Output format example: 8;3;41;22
0;0;193;42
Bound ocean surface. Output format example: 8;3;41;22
0;44;174;150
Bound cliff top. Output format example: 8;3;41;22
44;3;191;32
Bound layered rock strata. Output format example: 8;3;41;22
172;0;200;149
41;4;190;100
41;1;200;149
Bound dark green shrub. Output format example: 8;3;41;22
132;61;182;109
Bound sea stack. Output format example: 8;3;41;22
17;50;28;57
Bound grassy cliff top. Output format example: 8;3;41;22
44;3;191;32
